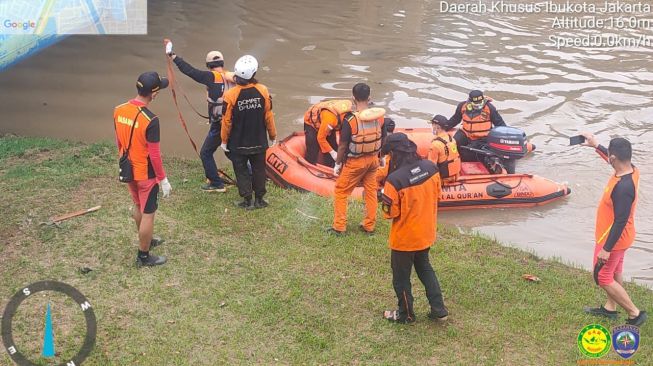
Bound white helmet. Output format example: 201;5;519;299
234;55;258;80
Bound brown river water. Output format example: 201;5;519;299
0;0;652;285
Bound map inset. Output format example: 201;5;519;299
0;0;147;35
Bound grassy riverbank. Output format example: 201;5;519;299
1;135;652;365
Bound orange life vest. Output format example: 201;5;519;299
430;133;461;179
113;101;157;181
595;168;639;251
303;99;352;130
207;70;233;118
461;101;493;140
346;112;384;158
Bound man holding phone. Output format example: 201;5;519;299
580;132;646;326
569;134;586;146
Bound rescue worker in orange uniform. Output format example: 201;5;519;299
166;40;235;192
581;132;647;326
376;118;396;190
221;55;277;210
328;83;386;235
303;99;353;167
114;71;171;267
379;133;448;323
446;90;506;162
428;115;461;182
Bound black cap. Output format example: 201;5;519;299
137;71;169;96
430;114;448;126
381;132;417;155
384;118;396;133
468;90;484;103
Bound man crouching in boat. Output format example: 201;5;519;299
428;115;461;183
303;99;353;167
380;133;448;323
445;90;507;163
327;83;386;235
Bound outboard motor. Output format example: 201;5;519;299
486;126;533;174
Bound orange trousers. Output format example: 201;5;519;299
333;154;379;232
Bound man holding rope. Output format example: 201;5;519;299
165;40;235;192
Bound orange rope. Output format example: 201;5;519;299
164;44;199;155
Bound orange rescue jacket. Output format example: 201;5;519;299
303;99;352;131
462;102;492;140
428;132;461;179
345;112;384;158
221;83;276;153
207;70;233;116
382;159;441;251
113;101;158;181
595;167;639;251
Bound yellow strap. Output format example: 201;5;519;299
597;224;613;245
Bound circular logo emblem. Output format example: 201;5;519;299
578;324;611;358
612;325;640;359
1;281;97;365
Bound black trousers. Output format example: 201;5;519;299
231;151;266;199
453;129;478;162
391;248;445;322
199;122;225;187
453;130;516;173
304;124;337;167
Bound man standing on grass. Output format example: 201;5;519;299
581;133;647;326
220;55;276;209
327;83;386;235
114;72;171;267
380;133;448;324
166;40;234;192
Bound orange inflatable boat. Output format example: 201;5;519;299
265;128;571;210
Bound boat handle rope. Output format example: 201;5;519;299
277;137;339;180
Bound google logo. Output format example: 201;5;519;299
3;19;36;31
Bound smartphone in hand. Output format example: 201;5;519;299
569;135;586;146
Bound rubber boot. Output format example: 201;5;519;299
237;196;254;210
254;196;269;209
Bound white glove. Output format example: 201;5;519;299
380;156;386;167
270;139;277;146
329;150;338;160
165;41;173;55
220;143;230;152
160;178;172;198
333;163;342;176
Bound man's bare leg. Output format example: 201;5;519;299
603;273;623;312
132;205;142;231
601;279;639;318
138;212;155;252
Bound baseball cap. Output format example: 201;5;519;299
136;72;169;96
468;90;484;103
206;51;224;63
381;132;417;155
429;115;449;126
384;118;396;133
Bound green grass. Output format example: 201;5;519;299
1;135;652;365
